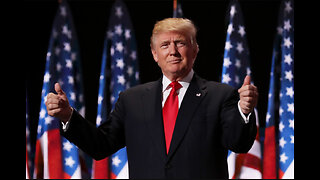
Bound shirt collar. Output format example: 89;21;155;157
162;69;194;92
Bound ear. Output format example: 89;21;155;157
194;44;199;54
192;44;199;60
151;48;158;62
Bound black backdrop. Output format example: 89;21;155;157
25;0;281;149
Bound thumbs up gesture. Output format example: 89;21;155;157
238;75;258;114
45;83;73;123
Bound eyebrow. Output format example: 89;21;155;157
160;39;186;45
160;40;170;45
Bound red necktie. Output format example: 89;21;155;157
163;81;182;154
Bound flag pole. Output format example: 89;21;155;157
173;0;177;13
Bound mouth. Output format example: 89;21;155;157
168;59;182;64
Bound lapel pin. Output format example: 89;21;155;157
196;93;201;97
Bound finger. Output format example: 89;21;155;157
47;103;59;111
238;76;250;93
241;96;254;103
242;75;251;87
55;83;65;96
240;90;256;98
46;92;57;100
45;96;60;105
240;96;258;108
238;84;257;94
48;108;62;117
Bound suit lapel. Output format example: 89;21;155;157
141;79;167;162
167;75;208;161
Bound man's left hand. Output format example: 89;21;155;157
238;75;258;114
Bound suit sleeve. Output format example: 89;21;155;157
60;92;126;160
220;88;257;153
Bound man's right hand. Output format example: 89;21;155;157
45;83;73;123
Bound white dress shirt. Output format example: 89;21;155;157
162;69;194;108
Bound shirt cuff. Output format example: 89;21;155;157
237;100;251;124
61;107;74;132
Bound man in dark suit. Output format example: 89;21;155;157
45;18;258;178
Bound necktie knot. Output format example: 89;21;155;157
169;81;182;91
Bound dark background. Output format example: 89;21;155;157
25;0;282;150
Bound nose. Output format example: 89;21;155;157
168;43;179;56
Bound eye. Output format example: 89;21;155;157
160;43;169;49
176;41;186;47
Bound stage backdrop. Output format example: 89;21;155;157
25;0;281;177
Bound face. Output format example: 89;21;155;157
151;31;198;81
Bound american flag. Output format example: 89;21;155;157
33;0;85;178
221;0;262;178
173;0;184;18
91;0;139;179
263;0;294;178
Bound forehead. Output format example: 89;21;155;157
155;31;189;42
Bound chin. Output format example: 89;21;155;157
168;67;183;75
169;69;189;78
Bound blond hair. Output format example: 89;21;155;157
150;18;198;49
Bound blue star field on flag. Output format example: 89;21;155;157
221;0;251;89
94;0;139;178
221;1;263;179
278;0;294;178
263;0;294;178
34;0;84;178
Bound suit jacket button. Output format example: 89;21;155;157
165;164;171;169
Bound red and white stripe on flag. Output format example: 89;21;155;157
34;130;64;178
228;109;262;179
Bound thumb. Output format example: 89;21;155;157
55;83;65;95
242;75;251;87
